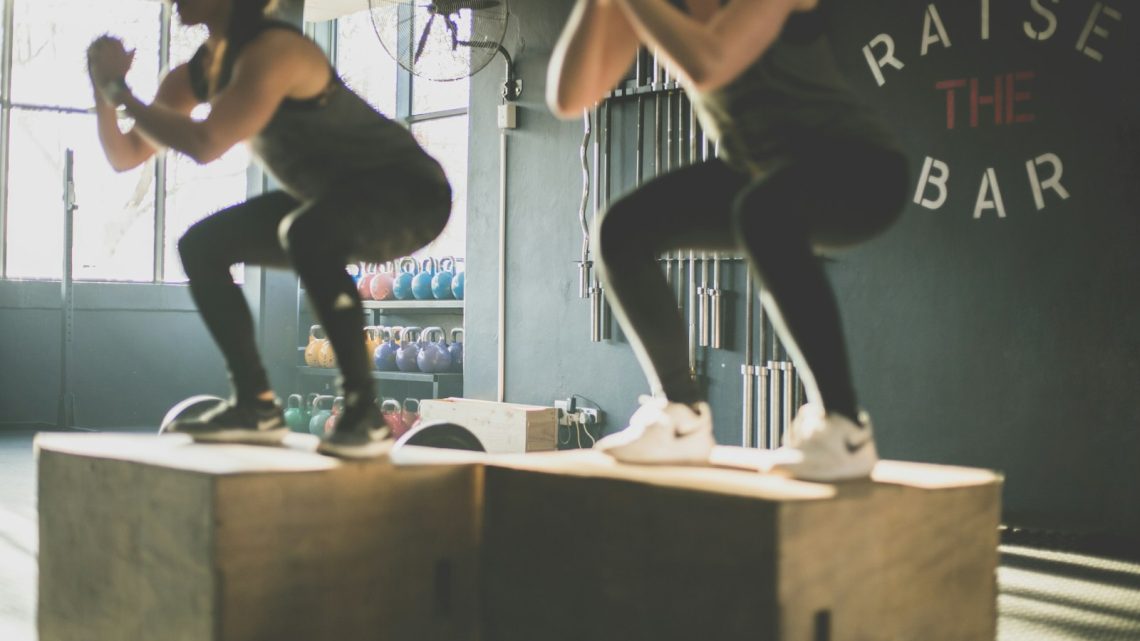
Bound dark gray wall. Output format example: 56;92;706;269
466;0;1140;536
0;282;229;427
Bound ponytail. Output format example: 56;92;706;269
207;0;280;95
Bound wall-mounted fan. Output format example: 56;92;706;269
368;0;515;92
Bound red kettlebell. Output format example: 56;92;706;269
370;261;396;301
323;396;344;437
382;398;406;437
358;263;377;300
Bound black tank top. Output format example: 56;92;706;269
667;0;898;175
188;20;446;199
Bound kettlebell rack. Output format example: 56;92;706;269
577;49;804;449
294;285;464;402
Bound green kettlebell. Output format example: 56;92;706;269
285;394;306;433
309;395;334;436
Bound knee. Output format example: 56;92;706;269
178;220;220;278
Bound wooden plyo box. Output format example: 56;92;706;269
37;436;1001;641
479;449;1002;641
36;434;480;641
418;397;558;453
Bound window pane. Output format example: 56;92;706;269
6;110;156;281
336;10;398;118
410;116;467;260
413;76;469;115
163;141;252;283
11;0;161;108
169;18;208;71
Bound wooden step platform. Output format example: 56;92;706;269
36;434;1001;641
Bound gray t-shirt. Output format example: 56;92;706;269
668;0;899;175
188;20;446;200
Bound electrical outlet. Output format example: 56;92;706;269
554;399;602;427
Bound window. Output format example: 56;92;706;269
0;3;470;281
4;0;162;280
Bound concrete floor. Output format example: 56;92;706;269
2;428;1138;641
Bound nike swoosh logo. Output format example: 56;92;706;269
258;418;283;431
845;434;872;454
674;425;703;438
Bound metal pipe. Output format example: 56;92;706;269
757;296;769;448
58;149;77;428
782;362;795;447
710;254;722;348
767;360;781;449
741;273;755;448
497;127;508;401
653;51;669;288
599;100;613;340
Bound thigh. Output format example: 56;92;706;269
183;190;300;269
601;158;751;254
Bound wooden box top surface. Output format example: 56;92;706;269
35;435;1000;502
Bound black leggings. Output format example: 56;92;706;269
595;141;908;420
179;171;451;405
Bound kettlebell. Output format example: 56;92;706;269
357;263;377;300
381;399;406;438
396;327;422;372
374;327;400;371
364;326;383;360
412;257;437;301
448;328;464;373
417;327;453;374
431;257;456;300
317;335;337;369
451;269;465;300
370;261;396;301
304;325;326;368
303;392;318;429
323;396;344;437
392;257;418;300
284;394;306;433
309;395;334;436
401;398;421;435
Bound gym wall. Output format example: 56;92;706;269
464;0;1140;537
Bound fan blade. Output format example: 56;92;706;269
444;15;460;51
413;12;437;65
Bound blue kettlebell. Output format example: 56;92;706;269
451;259;465;300
448;328;464;373
412;257;437;301
396;327;422;372
417;327;453;373
374;327;399;371
431;257;456;300
392;257;418;301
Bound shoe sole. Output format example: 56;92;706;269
316;439;392;460
176;427;289;446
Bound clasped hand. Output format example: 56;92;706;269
87;35;135;99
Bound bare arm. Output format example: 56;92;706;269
110;31;324;165
547;0;641;119
92;62;200;172
613;0;807;93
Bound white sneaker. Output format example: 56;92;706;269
769;404;879;481
595;396;716;465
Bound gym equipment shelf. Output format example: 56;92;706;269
362;300;464;311
297;366;463;399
